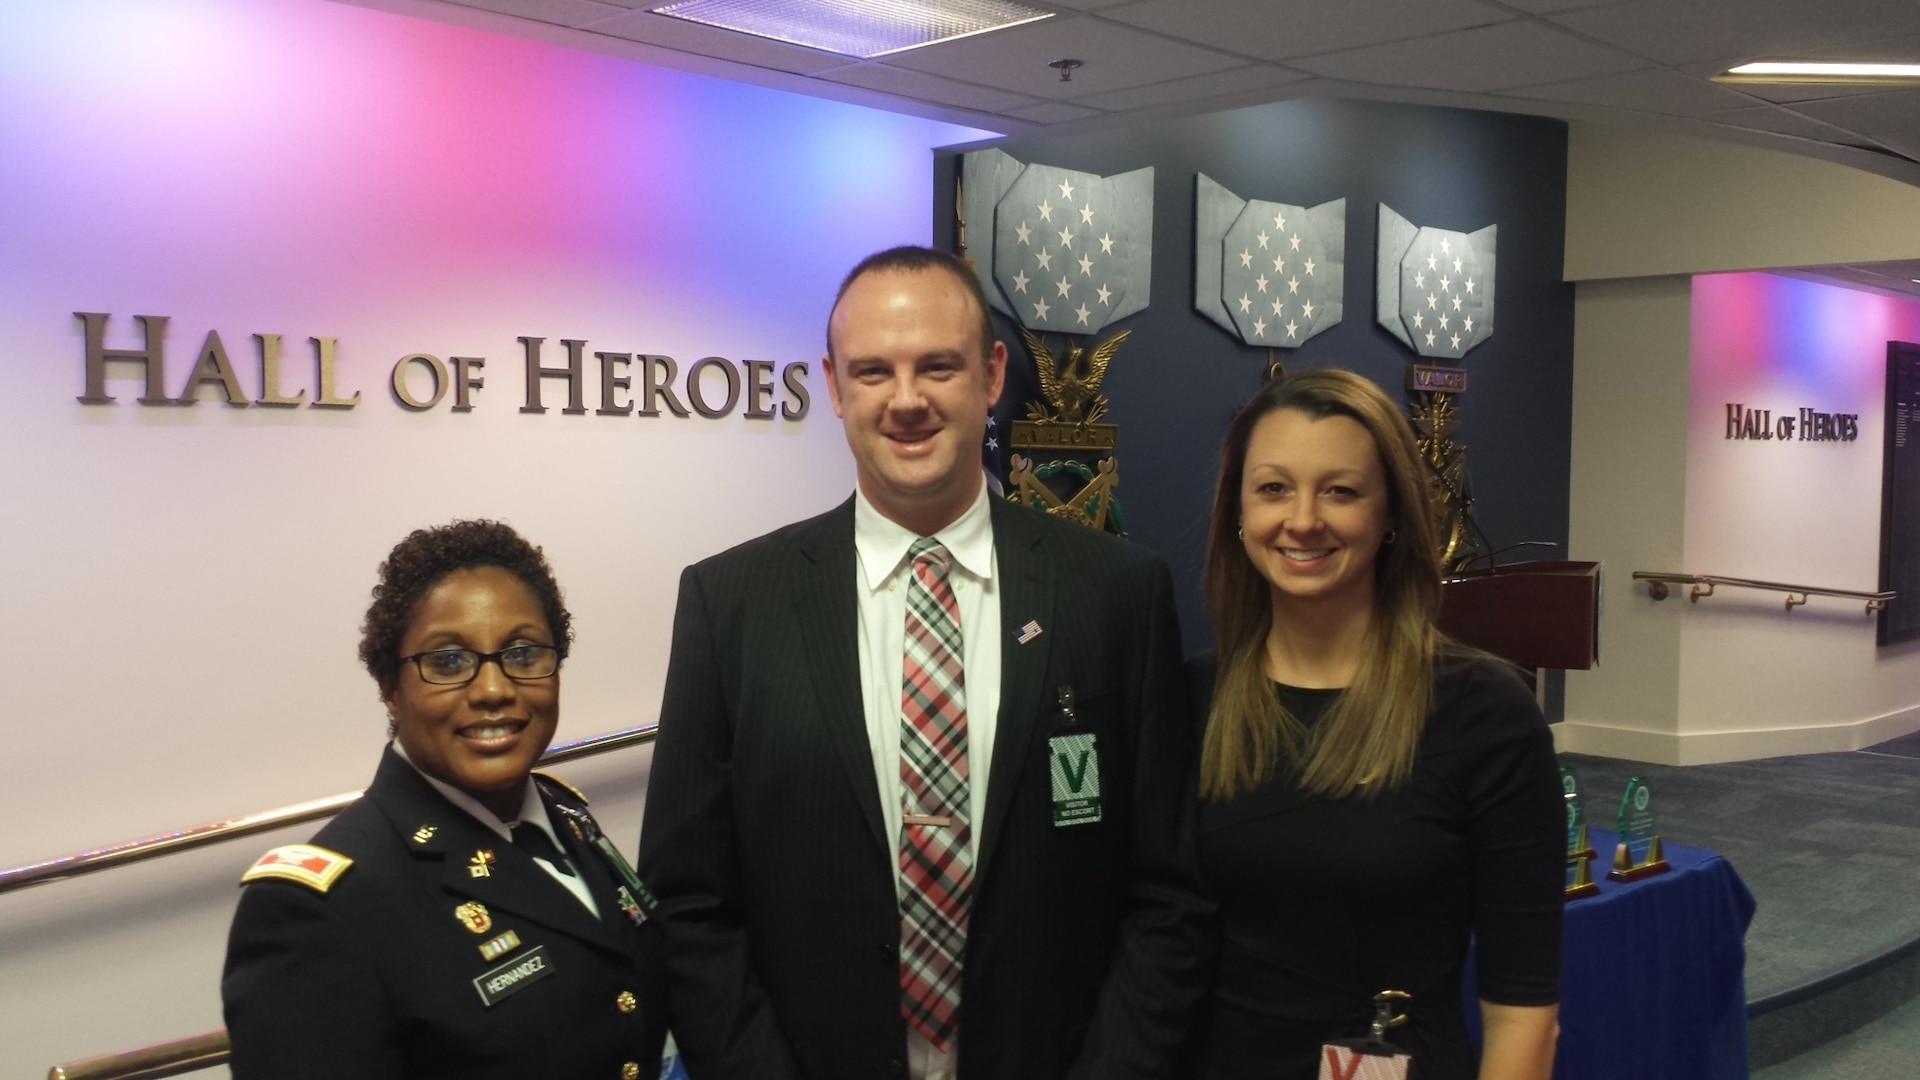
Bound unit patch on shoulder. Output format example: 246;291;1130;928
534;772;589;806
241;845;354;893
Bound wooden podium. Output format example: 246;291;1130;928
1438;561;1600;672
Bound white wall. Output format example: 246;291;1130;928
1562;122;1920;764
0;0;968;1073
1562;275;1692;752
1673;273;1920;758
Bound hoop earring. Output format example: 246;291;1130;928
1383;530;1398;545
1236;522;1244;541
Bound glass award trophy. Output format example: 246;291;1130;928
1562;764;1599;899
1608;776;1671;881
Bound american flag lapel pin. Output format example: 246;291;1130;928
1016;619;1043;645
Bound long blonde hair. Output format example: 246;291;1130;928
1200;369;1443;801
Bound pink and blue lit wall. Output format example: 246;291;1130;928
1689;272;1920;584
1680;272;1920;736
0;0;984;1070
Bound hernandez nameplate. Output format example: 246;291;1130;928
473;944;553;1007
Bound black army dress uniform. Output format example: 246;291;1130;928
223;747;668;1080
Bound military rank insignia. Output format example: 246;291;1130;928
240;845;353;893
454;901;492;934
411;825;438;844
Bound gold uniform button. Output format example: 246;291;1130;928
615;990;637;1014
621;1063;640;1080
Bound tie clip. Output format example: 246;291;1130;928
903;813;952;828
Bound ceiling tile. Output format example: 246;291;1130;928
1874;135;1920;163
817;63;1043;113
1697;105;1861;143
1691;75;1911;104
1502;67;1757;116
881;14;1245;99
1548;0;1920;67
1787;263;1920;299
1789;89;1920;138
1065;63;1309;111
587;10;851;74
437;0;630;28
1098;0;1510;62
1287;20;1646;92
1490;0;1621;12
1000;101;1107;123
1793;32;1920;61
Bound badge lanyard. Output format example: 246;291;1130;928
539;783;661;926
1317;990;1413;1080
1046;685;1102;827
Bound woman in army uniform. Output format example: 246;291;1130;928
222;519;667;1080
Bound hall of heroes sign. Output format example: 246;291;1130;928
1722;402;1858;443
72;312;811;420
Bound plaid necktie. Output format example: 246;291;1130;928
898;537;973;1053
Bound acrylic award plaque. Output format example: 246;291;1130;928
1608;776;1671;882
1562;764;1599;899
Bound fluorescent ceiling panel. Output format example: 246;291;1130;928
1718;61;1920;85
649;0;1054;58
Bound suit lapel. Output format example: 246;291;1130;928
978;500;1054;883
362;750;625;956
793;500;889;856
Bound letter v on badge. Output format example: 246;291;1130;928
1049;732;1101;826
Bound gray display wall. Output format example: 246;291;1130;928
935;97;1574;713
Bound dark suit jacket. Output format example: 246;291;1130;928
638;496;1212;1080
223;748;668;1080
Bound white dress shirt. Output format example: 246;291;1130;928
851;482;1002;1080
393;742;601;918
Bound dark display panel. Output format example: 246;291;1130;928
1880;341;1920;645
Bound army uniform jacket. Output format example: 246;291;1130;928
223;747;668;1080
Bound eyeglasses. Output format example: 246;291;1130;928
400;646;560;686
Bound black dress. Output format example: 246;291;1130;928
223;748;669;1080
1188;650;1563;1080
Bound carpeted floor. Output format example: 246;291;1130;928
1752;989;1920;1079
1564;732;1920;1001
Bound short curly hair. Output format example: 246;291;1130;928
359;519;573;698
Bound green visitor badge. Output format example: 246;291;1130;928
1049;732;1101;826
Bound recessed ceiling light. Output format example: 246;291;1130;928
649;0;1055;60
1715;61;1920;86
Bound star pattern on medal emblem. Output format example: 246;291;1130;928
1397;224;1493;359
993;164;1132;334
1221;198;1341;348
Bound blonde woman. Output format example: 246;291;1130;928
1188;370;1561;1080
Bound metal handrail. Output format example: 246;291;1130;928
1633;570;1894;614
48;1030;229;1080
0;724;658;897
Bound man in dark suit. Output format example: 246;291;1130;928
638;246;1210;1080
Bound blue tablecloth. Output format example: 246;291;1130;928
1471;829;1756;1080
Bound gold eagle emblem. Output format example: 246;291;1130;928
1020;327;1129;428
